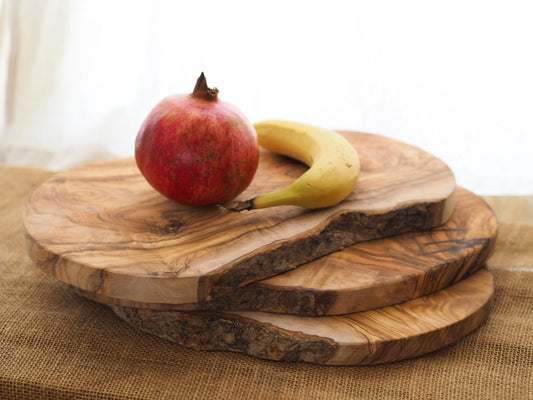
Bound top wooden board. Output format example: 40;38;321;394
23;132;456;307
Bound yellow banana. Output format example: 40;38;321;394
227;120;360;211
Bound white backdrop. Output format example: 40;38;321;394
1;0;532;195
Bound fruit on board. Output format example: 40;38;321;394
227;120;360;211
135;73;259;206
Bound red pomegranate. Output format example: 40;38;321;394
135;73;259;206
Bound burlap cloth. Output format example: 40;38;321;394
1;163;531;400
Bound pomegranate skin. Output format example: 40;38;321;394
135;92;259;206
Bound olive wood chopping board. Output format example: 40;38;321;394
23;132;456;307
78;187;497;316
112;268;494;365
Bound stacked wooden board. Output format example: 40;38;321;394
22;131;498;365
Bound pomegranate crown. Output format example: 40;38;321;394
192;72;219;101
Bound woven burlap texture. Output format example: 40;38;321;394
1;163;532;400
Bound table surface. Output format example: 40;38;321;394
1;163;532;400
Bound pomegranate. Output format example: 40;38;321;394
135;73;259;206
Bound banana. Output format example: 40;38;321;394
226;120;360;211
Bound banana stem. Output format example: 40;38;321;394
223;187;304;211
223;198;255;212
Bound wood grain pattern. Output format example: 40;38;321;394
23;132;456;307
197;187;496;314
78;187;497;315
112;268;494;365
